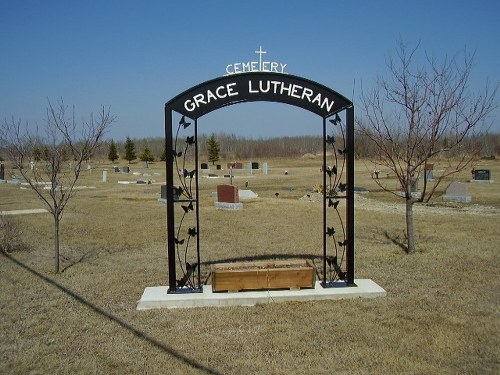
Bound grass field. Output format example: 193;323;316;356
1;157;499;374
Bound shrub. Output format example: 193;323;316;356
0;215;27;254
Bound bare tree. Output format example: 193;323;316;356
1;99;115;271
357;40;497;254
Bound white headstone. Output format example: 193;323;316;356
263;162;268;175
102;170;108;182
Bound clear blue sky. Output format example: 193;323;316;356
1;0;499;140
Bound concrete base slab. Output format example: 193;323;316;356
137;279;386;310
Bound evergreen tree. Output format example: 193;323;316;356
108;139;119;163
124;136;136;163
160;147;167;162
207;133;220;165
140;146;155;162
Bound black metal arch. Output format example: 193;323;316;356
165;72;354;293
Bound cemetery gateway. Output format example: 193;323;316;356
164;56;355;295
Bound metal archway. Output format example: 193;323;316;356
165;72;354;293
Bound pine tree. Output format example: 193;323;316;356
160;147;167;162
140;146;155;162
108;139;119;163
207;133;220;165
124;136;136;163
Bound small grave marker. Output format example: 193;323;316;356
424;163;434;180
263;162;268;175
122;166;130;173
472;169;493;183
0;164;4;180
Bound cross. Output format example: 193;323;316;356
255;46;267;71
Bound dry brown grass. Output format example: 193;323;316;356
1;158;499;374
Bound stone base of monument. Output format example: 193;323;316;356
211;260;315;292
136;279;386;310
470;179;494;183
214;202;243;210
442;194;472;203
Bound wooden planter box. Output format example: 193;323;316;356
211;260;315;292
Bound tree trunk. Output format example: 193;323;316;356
54;215;60;273
405;197;416;254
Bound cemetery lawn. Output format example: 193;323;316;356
1;158;499;374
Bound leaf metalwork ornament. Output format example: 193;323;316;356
177;262;198;288
181;201;194;213
326;256;337;267
182;168;195;178
328;199;340;209
174;237;185;245
179;115;191;129
174;186;184;197
173;150;182;157
188;227;197;237
186;136;195;145
338;240;348;247
326;227;336;237
329;113;341;126
326;135;335;145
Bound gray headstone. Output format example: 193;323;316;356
263;162;268;175
122;166;130;173
443;182;471;202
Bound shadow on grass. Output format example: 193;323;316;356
1;252;222;375
383;230;408;253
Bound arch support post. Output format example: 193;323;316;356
346;106;355;286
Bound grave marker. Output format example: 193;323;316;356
215;184;243;210
263;162;268;175
0;163;4;180
472;169;493;183
443;182;471;202
424;163;434;180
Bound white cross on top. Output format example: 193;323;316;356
255;46;267;71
